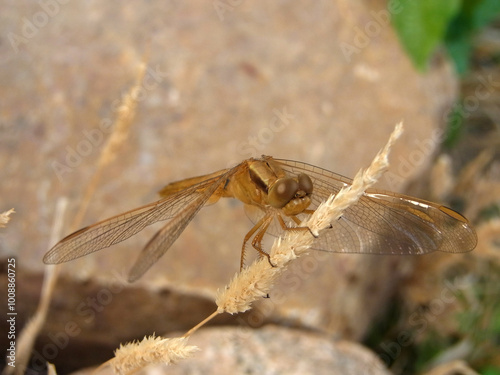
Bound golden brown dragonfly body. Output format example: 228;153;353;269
44;156;477;281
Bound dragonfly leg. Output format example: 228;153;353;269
251;215;275;267
297;209;327;232
277;214;316;237
241;212;315;272
241;214;273;270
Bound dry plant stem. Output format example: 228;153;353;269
6;61;147;375
182;310;220;338
3;198;68;375
46;363;57;375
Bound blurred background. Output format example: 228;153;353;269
0;1;499;374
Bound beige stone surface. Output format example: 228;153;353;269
169;326;391;375
73;325;393;375
0;0;457;372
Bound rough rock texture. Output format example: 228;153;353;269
0;0;457;372
75;325;393;375
167;326;392;375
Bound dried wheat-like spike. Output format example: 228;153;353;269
110;335;199;375
216;257;282;314
0;208;15;228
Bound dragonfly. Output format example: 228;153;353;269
44;155;477;282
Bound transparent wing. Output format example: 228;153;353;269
44;168;233;265
245;158;477;255
127;177;227;281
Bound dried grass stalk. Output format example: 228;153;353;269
3;198;67;375
71;61;146;228
46;363;58;375
6;62;147;375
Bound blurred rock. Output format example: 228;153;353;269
0;0;457;372
72;325;393;375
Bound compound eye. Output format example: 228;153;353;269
298;173;313;195
268;178;299;208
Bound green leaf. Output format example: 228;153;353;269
443;101;464;149
480;367;500;375
444;28;472;74
445;0;500;74
478;204;500;222
392;0;462;71
466;0;500;31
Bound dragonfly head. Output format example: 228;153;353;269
268;173;313;215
